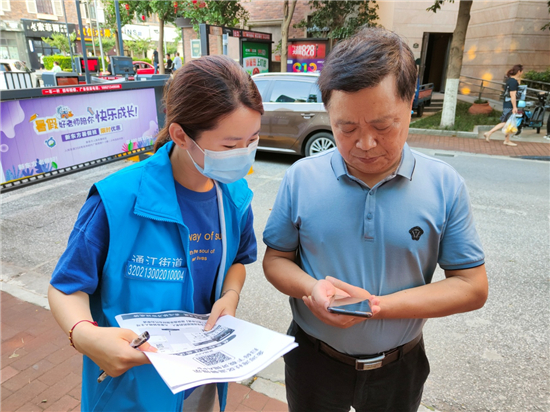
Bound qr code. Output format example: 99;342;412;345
195;351;233;366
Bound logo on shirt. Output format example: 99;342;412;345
409;226;424;241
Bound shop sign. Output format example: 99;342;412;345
242;42;269;76
242;31;271;41
76;27;113;41
191;39;201;59
22;19;76;37
287;41;327;73
42;84;123;95
0;88;158;184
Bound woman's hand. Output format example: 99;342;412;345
71;323;156;378
205;289;240;331
302;277;380;329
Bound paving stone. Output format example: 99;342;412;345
43;395;79;412
2;359;55;391
241;389;269;411
2;380;48;411
1;365;20;384
30;372;81;408
262;398;289;411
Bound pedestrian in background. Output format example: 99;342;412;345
51;61;62;72
152;48;159;74
263;27;488;412
48;55;263;412
484;64;524;146
173;52;183;72
165;53;173;74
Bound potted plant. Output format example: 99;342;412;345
468;81;493;115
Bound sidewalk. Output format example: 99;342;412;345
0;291;288;412
1;132;548;412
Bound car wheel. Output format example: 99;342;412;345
305;132;335;157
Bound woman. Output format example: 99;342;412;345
484;64;524;146
48;55;263;411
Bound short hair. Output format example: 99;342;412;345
318;27;417;107
54;61;60;65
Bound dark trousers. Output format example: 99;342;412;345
284;322;430;412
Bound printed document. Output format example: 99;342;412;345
115;310;297;393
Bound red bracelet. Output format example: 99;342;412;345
69;320;98;349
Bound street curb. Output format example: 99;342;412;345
409;128;479;139
0;282;49;309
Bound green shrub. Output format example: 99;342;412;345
134;57;151;64
43;55;72;71
523;68;550;83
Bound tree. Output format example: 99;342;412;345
181;0;249;32
94;35;117;53
41;32;76;55
101;0;138;54
125;35;154;58
295;1;379;47
135;1;182;74
280;0;297;73
541;1;550;30
427;0;472;127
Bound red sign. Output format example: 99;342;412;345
242;31;271;41
288;42;326;59
233;30;241;37
42;84;123;95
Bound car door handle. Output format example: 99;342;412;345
301;113;315;119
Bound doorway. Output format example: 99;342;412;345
420;32;452;92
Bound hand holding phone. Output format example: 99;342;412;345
327;296;373;318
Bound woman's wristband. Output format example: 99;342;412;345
221;289;240;306
69;320;98;349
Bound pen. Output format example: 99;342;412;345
97;331;150;383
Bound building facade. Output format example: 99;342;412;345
241;0;550;94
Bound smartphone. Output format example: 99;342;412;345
327;297;373;318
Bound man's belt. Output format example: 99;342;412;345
303;330;422;371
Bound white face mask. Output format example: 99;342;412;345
187;139;259;184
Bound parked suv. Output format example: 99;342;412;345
252;72;334;157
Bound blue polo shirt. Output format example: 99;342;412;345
263;144;484;355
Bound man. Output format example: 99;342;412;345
165;53;173;74
52;61;62;72
263;27;488;412
173;52;182;72
152;48;159;74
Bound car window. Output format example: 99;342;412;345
253;80;269;101
269;80;315;103
309;83;322;103
0;63;9;72
14;61;24;70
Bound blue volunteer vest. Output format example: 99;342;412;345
81;141;253;411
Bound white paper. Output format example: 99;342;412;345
115;310;297;394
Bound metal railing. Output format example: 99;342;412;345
458;75;549;105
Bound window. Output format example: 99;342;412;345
36;0;54;14
269;80;316;103
1;0;11;15
253;80;269;101
26;0;37;14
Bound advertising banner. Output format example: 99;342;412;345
0;88;159;184
287;41;327;73
242;42;269;76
